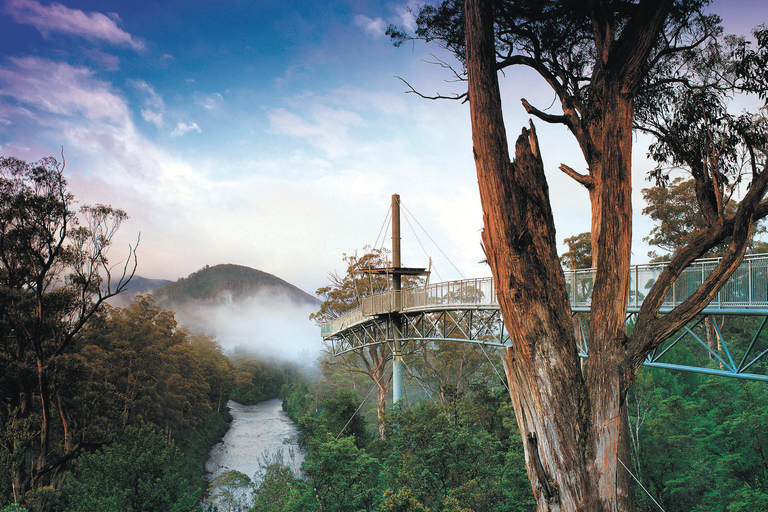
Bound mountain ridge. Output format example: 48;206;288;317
151;263;319;306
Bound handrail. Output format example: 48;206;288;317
321;253;768;338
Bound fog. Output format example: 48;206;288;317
169;290;323;366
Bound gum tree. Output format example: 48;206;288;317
0;156;137;503
391;1;768;510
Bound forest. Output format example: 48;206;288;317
0;155;767;512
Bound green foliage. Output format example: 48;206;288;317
297;390;372;450
560;232;592;269
208;470;253;512
0;505;28;512
62;424;198;512
229;351;297;405
300;435;381;512
379;488;429;512
250;454;301;512
271;383;534;512
628;364;768;512
382;397;533;512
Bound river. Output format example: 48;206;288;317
205;399;304;483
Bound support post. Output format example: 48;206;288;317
392;194;403;403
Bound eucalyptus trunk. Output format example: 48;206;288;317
465;0;636;509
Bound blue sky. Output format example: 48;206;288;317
0;0;766;295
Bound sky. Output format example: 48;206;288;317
0;0;766;299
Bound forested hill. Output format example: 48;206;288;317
152;263;319;306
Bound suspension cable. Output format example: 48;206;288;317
400;201;465;279
617;456;667;512
336;380;379;440
401;211;443;282
373;205;392;252
480;344;511;395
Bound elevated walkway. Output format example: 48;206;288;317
320;253;768;382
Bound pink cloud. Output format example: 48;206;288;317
5;0;144;51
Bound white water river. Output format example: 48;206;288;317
205;399;304;482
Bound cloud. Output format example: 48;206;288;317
354;14;386;37
82;48;120;71
268;104;363;157
0;57;130;123
171;121;201;137
195;92;224;111
127;79;164;127
4;0;144;51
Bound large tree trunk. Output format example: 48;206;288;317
465;1;636;509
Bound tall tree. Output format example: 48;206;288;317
391;1;768;511
312;248;423;439
0;157;137;505
560;232;592;269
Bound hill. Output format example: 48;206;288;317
121;275;173;294
152;264;319;306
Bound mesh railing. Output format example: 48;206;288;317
322;253;768;337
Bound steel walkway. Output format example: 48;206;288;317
321;253;768;382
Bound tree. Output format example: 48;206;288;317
250;453;301;512
312;248;423;438
391;1;768;511
207;470;253;512
0;157;137;504
560;232;592;269
643;178;768;260
642;177;768;357
62;424;198;512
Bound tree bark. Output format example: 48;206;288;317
465;0;641;510
466;2;591;509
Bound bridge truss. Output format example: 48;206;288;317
322;253;768;383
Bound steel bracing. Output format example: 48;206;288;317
322;253;768;382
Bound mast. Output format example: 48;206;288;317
392;193;403;403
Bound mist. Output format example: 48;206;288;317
169;290;323;367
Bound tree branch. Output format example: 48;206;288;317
521;99;570;126
395;76;468;102
559;164;593;189
629;161;768;369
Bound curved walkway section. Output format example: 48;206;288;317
322;253;768;339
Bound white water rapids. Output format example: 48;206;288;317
205;399;304;482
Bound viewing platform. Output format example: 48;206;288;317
321;253;768;339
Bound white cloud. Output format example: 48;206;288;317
4;0;144;51
127;79;164;128
195;92;224;111
354;14;386;37
0;57;130;123
171;121;201;137
268;104;363;157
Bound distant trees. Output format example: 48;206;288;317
0;156;137;503
560;232;592;269
643;178;768;261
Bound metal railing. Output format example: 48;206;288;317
568;253;768;309
321;253;768;337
